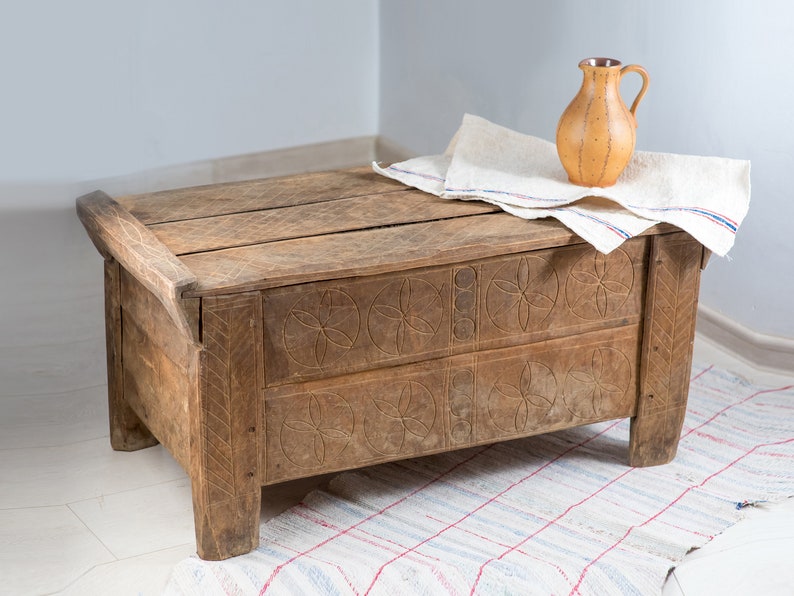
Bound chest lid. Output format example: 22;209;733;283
121;167;602;297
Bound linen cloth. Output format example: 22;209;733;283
374;114;750;255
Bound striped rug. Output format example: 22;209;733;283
166;364;794;595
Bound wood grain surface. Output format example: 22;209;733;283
117;166;405;224
77;190;198;338
76;166;705;560
630;232;704;466
264;325;641;484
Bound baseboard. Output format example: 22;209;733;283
374;136;416;164
210;134;414;182
697;304;794;375
90;135;417;201
93;136;383;198
211;136;381;183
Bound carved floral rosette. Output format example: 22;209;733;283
263;241;644;387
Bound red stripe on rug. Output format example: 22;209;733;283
363;419;625;595
259;444;493;593
570;435;794;595
569;381;794;594
467;371;794;594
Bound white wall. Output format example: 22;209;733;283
2;0;792;399
380;0;794;339
0;1;379;391
1;0;378;201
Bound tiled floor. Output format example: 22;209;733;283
0;334;792;595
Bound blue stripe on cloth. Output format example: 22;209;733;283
554;207;634;239
445;185;568;204
629;204;738;233
384;167;635;240
386;165;445;183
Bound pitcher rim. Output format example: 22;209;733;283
579;57;622;69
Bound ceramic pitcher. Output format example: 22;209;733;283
556;57;649;187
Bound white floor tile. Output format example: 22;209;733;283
0;438;187;509
69;478;196;560
56;543;196;596
0;386;108;449
0;338;106;397
0;506;115;595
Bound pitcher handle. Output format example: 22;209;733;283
620;64;650;127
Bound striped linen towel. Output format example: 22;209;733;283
374;114;750;256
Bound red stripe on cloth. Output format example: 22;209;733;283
681;383;794;440
469;369;794;594
568;381;794;594
259;445;493;593
363;419;624;595
690;364;714;384
468;467;635;594
570;435;794;595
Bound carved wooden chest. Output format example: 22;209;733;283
77;166;707;560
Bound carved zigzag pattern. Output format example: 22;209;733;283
643;238;700;413
200;296;257;501
202;306;237;500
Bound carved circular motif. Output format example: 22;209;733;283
367;278;443;356
565;249;633;320
455;290;475;312
451;369;474;394
487;361;557;433
562;347;631;419
486;256;558;333
453;318;475;341
449;393;471;417
280;391;354;468
450;420;472;443
364;380;436;455
449;369;474;443
454;267;477;342
284;289;359;369
455;267;476;289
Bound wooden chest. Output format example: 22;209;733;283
77;166;706;560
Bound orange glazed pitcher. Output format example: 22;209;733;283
556;57;649;187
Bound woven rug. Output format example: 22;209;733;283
166;364;794;595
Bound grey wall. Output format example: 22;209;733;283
0;1;379;393
2;0;791;402
1;0;378;204
380;0;794;339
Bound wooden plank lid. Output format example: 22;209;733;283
81;167;606;299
